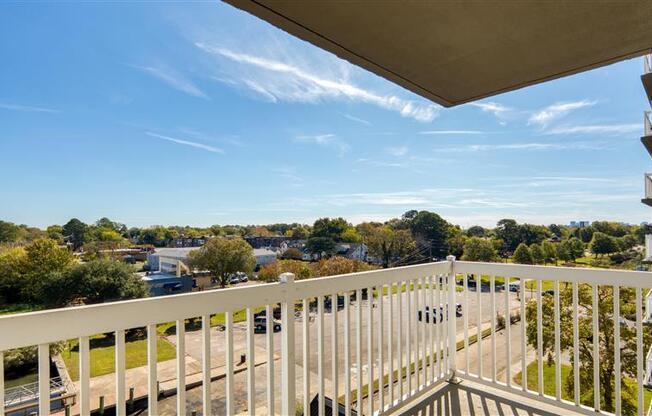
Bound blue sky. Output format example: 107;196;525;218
0;2;649;228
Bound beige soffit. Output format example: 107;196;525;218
224;0;652;107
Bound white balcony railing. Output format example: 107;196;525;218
645;173;652;200
645;54;652;75
645;111;652;137
0;259;651;416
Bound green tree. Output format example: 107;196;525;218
62;218;88;250
46;225;64;244
312;217;351;242
363;226;415;268
406;211;450;259
541;240;557;264
305;237;336;259
512;243;533;264
39;260;148;307
526;285;649;413
22;239;75;301
556;240;572;263
0;220;21;243
280;247;304;260
590;232;618;257
461;237;497;262
187;238;255;287
568;237;585;261
530;243;544;265
496;219;521;254
466;225;486;238
0;247;28;303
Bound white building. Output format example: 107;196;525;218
253;248;277;267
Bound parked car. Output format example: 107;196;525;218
254;316;281;333
324;295;345;311
418;303;462;323
509;282;520;292
236;272;248;282
229;275;241;284
254;307;282;320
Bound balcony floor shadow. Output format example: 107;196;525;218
397;380;583;416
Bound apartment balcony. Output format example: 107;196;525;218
641;112;652;159
642;173;652;207
643;55;652;104
1;260;651;416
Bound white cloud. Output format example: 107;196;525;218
385;146;409;157
132;65;207;99
469;101;512;118
342;113;372;126
146;132;224;154
433;141;605;153
528;100;596;126
196;43;439;122
419;130;483;135
294;133;350;155
0;102;58;113
544;123;640;135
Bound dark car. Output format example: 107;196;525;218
324;295;345;311
418;303;462;323
254;307;282;320
254;316;281;333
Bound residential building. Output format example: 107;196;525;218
169;235;210;248
139;272;194;297
335;243;369;262
253;248;277;267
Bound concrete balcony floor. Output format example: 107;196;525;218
396;380;583;416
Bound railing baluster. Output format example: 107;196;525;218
356;289;363;416
331;293;339;412
435;274;441;379
536;280;543;397
38;343;50;416
447;262;458;382
176;320;186;416
202;314;211;416
421;276;427;387
592;284;599;412
442;275;448;375
637;287;643;416
79;336;90;416
428;275;435;383
490;275;496;383
407;280;412;393
147;324;157;415
520;277;526;391
225;311;234;416
464;274;469;377
268;303;276;416
246;309;254;416
0;351;4;416
614;286;621;416
397;283;403;400
280;273;296;416
572;282;579;406
477;274;482;380
318;295;325;416
367;286;374;415
554;281;561;402
388;283;394;405
115;329;126;416
378;286;384;410
505;276;511;387
301;300;308;416
414;278;420;390
344;292;351;416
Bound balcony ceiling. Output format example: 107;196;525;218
224;1;652;107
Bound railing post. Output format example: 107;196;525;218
279;272;296;416
446;255;459;383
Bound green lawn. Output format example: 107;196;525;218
513;361;652;413
0;303;38;316
62;333;176;381
524;279;555;291
5;372;38;389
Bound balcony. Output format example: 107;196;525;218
641;112;652;158
1;260;651;416
643;173;652;207
643;55;652;104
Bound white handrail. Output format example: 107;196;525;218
645;54;652;75
645;111;652;136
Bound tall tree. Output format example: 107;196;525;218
305;237;336;259
530;243;544;265
512;243;533;264
62;218;88;250
0;221;21;243
590;232;618;257
406;211;450;259
187;238;255;287
461;237;497;262
495;219;521;255
364;226;415;268
312;217;351;242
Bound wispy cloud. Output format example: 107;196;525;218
342;113;372;126
419;130;483;135
0;102;58;113
433;141;606;153
469;101;512;119
132;65;207;99
528;99;596;126
385;146;409;157
146;132;224;154
271;166;304;187
196;43;439;122
294;133;350;155
544;123;640;135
